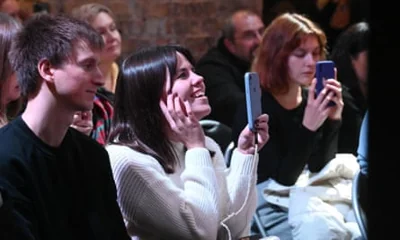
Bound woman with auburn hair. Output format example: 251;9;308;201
0;12;21;127
106;44;270;239
231;13;344;239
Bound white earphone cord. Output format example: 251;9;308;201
220;132;258;240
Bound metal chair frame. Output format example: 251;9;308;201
352;170;368;239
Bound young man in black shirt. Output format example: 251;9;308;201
0;14;130;240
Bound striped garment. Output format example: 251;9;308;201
91;88;114;146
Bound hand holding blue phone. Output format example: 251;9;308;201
236;72;270;155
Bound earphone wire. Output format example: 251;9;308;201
220;131;258;239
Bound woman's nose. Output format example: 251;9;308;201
192;72;204;85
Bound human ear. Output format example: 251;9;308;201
37;59;56;83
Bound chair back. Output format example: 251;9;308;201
200;119;233;166
200;119;232;151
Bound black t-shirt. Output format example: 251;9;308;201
0;117;130;240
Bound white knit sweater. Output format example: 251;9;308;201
106;136;258;240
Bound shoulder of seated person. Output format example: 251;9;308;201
197;51;232;66
69;128;106;152
106;144;163;164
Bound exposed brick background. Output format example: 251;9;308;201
21;0;262;61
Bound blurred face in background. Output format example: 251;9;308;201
352;50;368;85
226;12;265;63
1;72;20;106
0;0;21;23
91;11;121;63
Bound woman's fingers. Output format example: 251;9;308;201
159;99;176;129
174;94;187;120
162;94;197;135
183;100;197;123
324;79;342;99
307;78;317;104
319;91;335;110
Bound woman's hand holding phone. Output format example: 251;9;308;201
160;93;205;149
237;114;270;155
303;75;343;131
314;62;344;121
323;78;344;120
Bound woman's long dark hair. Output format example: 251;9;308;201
330;22;369;92
108;45;195;173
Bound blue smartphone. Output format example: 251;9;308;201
244;72;262;132
315;60;336;106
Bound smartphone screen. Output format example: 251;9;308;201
244;72;262;132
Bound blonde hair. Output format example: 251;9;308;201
71;3;116;25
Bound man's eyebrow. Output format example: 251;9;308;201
78;56;95;62
77;56;98;65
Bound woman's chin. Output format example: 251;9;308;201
194;107;212;121
102;52;120;63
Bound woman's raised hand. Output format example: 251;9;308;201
303;69;344;131
237;114;270;155
160;93;205;149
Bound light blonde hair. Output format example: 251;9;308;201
71;3;116;25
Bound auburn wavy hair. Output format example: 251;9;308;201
252;13;327;95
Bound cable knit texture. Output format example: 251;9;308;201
106;136;258;240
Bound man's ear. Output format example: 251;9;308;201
224;38;236;55
37;59;56;83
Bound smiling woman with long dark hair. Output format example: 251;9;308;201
106;44;270;240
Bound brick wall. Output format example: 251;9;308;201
39;0;262;60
